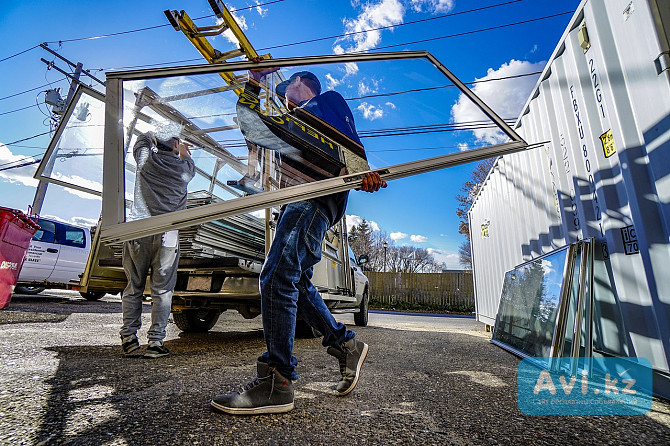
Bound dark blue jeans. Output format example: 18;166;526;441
258;200;354;380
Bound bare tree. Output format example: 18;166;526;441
458;240;471;268
348;220;445;272
455;158;496;268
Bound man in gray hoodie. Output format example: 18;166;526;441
120;130;195;358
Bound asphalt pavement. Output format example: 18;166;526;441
1;290;669;445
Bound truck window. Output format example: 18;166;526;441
33;219;56;243
57;224;86;248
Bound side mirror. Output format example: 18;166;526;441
358;254;369;265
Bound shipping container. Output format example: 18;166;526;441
469;0;670;398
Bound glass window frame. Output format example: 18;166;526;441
99;51;528;244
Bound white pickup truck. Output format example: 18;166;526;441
13;214;371;333
14;217;105;300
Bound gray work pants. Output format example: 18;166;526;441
120;232;179;342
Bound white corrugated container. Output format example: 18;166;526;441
469;0;670;397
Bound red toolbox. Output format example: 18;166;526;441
0;207;39;309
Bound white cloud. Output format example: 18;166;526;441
458;143;469;151
427;248;462;269
325;73;343;90
357;102;386;121
219;12;248;44
0;143;39;187
336;0;405;53
385;101;396;109
40;213;99;228
345;62;359;76
51;173;101;200
254;0;268;17
450;59;544;144
358;79;377;96
390;231;408;241
410;234;428;243
71;216;99;227
410;0;455;13
328;0;405;88
346;214;380;232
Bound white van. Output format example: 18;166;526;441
14;217;103;300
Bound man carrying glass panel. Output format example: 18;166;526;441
211;68;386;415
120;129;195;358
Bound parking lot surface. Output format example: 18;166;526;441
1;290;669;445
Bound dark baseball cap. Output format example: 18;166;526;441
156;135;180;152
275;71;321;97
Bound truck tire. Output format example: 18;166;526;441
14;286;46;295
80;291;106;301
295;319;322;338
354;290;369;327
173;309;221;333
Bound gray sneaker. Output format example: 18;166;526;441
327;337;369;396
144;340;170;358
210;361;294;415
121;334;140;355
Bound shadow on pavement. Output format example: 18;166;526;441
27;325;670;445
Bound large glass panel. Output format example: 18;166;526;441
492;245;569;357
118;58;509;226
39;88;105;195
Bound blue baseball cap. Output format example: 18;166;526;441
275;71;321;97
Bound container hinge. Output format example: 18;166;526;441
655;51;670;75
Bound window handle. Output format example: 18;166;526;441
47;248;58;253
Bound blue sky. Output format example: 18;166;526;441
0;0;580;268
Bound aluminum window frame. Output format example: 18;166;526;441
34;84;106;197
100;50;528;243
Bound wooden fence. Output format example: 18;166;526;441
366;271;474;308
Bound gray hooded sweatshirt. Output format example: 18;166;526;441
129;133;195;220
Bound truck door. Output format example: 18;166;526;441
18;219;59;282
47;222;88;284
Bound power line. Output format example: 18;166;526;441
0;44;40;63
0;155;39;168
0;78;68;101
367;144;465;153
97;0;531;70
42;0;287;45
258;0;522;51
94;9;570;74
0;158;42;172
369;11;573;51
0;144;47;150
358;119;515;138
345;71;541;101
5;131;52;146
0;103;39;116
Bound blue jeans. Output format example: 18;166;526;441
259;200;354;380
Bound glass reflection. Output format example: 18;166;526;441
118;59;500;225
492;246;568;357
40;89;105;195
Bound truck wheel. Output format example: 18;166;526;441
173;309;221;333
80;291;105;301
295;319;322;338
354;290;369;327
14;286;46;295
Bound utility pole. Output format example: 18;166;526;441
31;43;105;215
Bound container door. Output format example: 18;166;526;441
47;222;88;284
18;219;58;282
